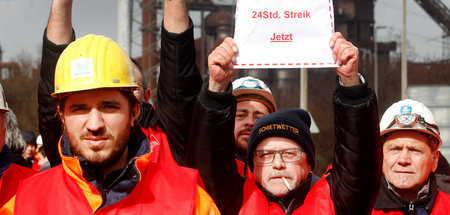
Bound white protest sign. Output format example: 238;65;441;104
233;0;337;69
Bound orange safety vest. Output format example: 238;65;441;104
9;133;218;214
371;191;450;215
239;177;335;215
14;158;209;214
0;163;36;207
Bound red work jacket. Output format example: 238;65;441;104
141;125;178;166
14;154;208;214
0;164;36;206
239;177;335;215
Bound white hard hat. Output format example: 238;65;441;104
380;99;441;148
0;84;8;112
232;76;277;113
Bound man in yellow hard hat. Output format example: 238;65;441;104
1;34;218;214
39;0;201;167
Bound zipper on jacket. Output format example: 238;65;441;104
407;202;414;215
101;188;110;207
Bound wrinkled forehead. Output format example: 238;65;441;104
382;130;434;150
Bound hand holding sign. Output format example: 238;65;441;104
330;32;360;86
208;37;239;93
233;0;337;68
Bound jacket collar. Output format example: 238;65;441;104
58;127;151;210
0;145;12;176
375;174;438;213
137;102;157;129
257;173;312;214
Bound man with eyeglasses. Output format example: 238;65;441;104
186;35;382;214
372;99;450;214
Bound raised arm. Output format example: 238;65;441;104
163;0;189;33
186;38;244;215
207;37;239;92
156;0;202;165
328;32;382;215
38;0;75;166
46;0;73;44
330;32;360;86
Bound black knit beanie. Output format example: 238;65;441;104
247;109;315;171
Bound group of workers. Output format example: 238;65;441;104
0;0;449;214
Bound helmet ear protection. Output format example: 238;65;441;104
380;99;442;149
52;34;139;98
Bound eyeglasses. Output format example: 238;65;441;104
254;148;303;164
386;113;440;136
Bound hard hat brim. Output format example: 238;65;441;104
232;88;277;113
381;128;442;148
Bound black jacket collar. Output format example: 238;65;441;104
137;102;158;129
375;174;438;214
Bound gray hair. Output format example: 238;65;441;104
5;110;26;153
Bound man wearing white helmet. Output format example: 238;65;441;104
0;84;36;207
232;76;277;170
372;99;450;214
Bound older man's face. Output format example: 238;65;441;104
382;131;439;199
253;137;311;197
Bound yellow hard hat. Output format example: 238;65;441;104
52;34;138;97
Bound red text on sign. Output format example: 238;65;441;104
284;10;311;18
270;33;293;42
252;11;280;19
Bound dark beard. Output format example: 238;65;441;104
66;122;131;170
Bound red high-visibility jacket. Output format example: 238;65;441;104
141;125;177;166
239;177;335;215
2;135;219;214
0;163;36;207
